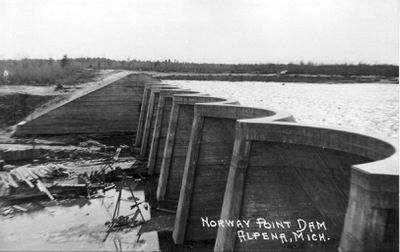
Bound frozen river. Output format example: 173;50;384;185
165;80;399;139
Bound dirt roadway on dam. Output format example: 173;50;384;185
0;70;123;133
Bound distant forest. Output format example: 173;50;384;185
69;57;398;76
0;57;398;85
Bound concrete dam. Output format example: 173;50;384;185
13;72;399;251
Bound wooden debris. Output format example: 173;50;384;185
12;205;28;212
3;183;114;202
0;175;9;188
0;160;4;171
4;173;18;188
1;205;29;216
0;165;63;200
103;174;146;242
35;180;55;200
1;207;13;216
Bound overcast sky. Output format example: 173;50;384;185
1;0;399;64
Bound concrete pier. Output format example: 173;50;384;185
172;104;295;243
139;85;179;157
156;95;234;203
134;81;162;147
147;89;200;175
214;122;398;251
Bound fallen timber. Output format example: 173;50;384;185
0;165;66;200
133;77;398;252
3;183;114;202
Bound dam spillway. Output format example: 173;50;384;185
12;72;399;252
136;76;398;252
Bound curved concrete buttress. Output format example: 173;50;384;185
156;94;237;204
139;85;180;158
214;121;398;252
339;148;398;251
147;89;202;175
134;82;176;147
173;104;295;243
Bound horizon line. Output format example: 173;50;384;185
0;57;398;67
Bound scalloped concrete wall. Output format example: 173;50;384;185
138;85;179;157
156;95;237;203
147;89;201;175
173;104;295;243
134;81;398;252
135;82;173;147
214;122;398;252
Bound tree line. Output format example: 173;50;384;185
72;57;398;76
0;56;398;85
